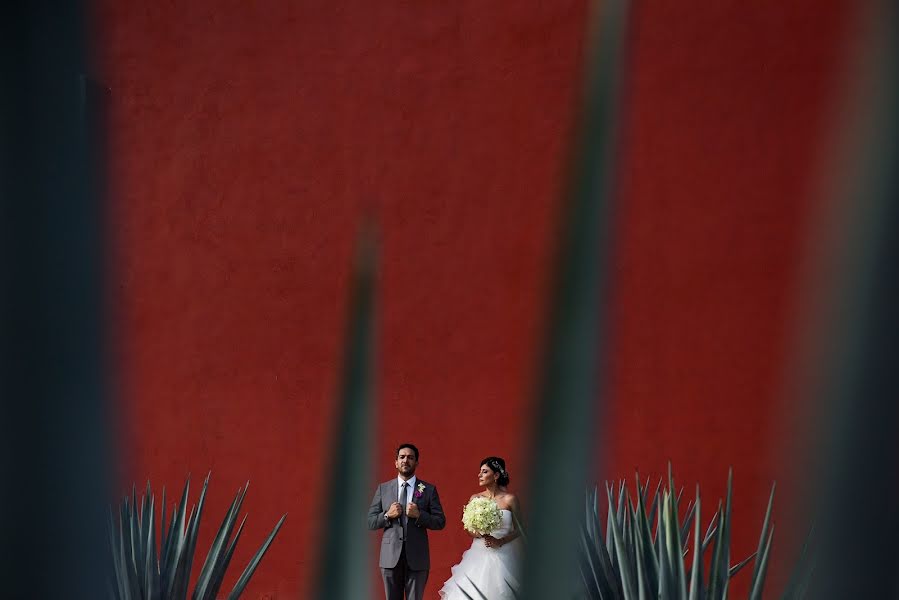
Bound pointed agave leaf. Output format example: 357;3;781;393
120;500;139;598
579;529;604;598
522;0;628;580
109;476;284;600
107;509;121;598
796;558;816;599
707;470;733;600
781;525;816;600
728;552;756;578
119;501;140;600
687;488;702;600
707;499;725;600
575;472;779;600
606;482;617;568
791;5;899;594
164;475;192;598
627;488;641;591
119;513;137;600
169;504;197;599
160;499;178;586
701;526;718;555
616;480;627;531
653;488;663;568
701;509;719;554
633;473;659;589
128;488;142;589
109;508;128;600
586;487;599;544
647;482;662;538
158;487;167;563
205;514;247;600
665;487;687;599
631;508;650;600
608;492;638;599
680;500;697;550
586;494;624;600
143;494;158;600
141;482;152;535
749;483;775;586
139;482;152;594
657;494;671;600
518;1;630;593
177;472;212;599
623;488;635;584
194;483;248;600
579;527;620;600
227;513;287;599
314;228;376;600
748;526;774;600
719;471;733;599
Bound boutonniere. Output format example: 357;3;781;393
414;483;426;499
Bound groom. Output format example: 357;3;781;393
368;443;446;600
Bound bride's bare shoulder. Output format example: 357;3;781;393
469;492;484;500
497;492;520;510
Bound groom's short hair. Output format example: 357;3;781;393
396;443;419;461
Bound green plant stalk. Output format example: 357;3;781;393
519;0;630;594
313;228;377;600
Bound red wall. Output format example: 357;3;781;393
96;0;851;597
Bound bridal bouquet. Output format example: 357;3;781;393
461;497;502;535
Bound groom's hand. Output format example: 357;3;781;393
406;503;420;519
386;502;402;519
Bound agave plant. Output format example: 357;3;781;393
108;473;286;600
577;466;777;600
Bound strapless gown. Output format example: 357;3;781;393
438;509;523;599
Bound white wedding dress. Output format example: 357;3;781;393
438;509;523;599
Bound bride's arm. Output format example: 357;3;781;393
496;495;523;546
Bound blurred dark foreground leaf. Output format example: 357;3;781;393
798;1;899;597
314;227;378;600
519;0;631;598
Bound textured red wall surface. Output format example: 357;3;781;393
95;1;851;597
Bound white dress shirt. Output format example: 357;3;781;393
385;475;417;520
397;475;417;503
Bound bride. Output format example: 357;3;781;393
439;457;524;599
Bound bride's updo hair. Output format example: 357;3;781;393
481;456;510;486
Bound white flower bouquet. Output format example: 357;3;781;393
461;496;502;535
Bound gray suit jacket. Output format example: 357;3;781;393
367;478;446;570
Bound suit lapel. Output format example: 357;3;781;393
386;479;396;509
